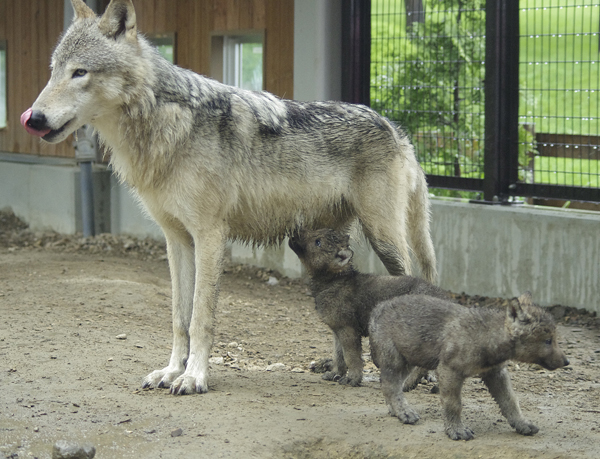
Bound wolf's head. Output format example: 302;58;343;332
507;292;570;371
21;0;146;143
288;228;354;277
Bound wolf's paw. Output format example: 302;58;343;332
322;371;342;382
310;358;333;373
395;407;420;425
446;425;475;441
514;421;539;436
169;374;208;395
142;367;184;389
338;374;362;387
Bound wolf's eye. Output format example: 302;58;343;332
545;338;552;346
315;239;321;247
72;69;88;78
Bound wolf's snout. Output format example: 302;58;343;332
20;108;52;137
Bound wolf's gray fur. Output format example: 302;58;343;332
289;228;447;387
23;0;437;395
369;292;569;440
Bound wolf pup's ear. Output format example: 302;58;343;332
71;0;96;20
508;292;534;323
98;0;137;42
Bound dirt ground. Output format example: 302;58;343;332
1;210;599;458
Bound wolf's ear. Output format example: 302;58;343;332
336;248;353;267
508;292;534;322
98;0;137;42
71;0;96;20
517;291;533;307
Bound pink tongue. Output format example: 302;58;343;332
20;108;52;137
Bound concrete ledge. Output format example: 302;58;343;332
1;159;598;313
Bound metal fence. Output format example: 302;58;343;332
368;0;600;203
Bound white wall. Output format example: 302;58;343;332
293;0;342;101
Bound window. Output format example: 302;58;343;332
148;33;175;64
0;40;6;129
212;34;263;91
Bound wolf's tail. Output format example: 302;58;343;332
407;167;438;284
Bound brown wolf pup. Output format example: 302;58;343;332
289;228;448;387
369;292;569;440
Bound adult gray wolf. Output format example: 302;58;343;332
289;228;447;387
369;292;569;440
21;0;437;395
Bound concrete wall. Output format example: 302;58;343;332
228;200;600;314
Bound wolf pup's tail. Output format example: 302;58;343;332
407;167;438;284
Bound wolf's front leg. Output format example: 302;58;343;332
143;232;195;389
170;227;227;395
334;327;363;386
438;366;474;440
322;333;347;382
482;365;539;436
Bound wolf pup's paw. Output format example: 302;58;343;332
169;375;208;395
310;358;333;373
395;407;420;425
446;425;475;441
322;371;342;382
514;421;539;436
338;374;362;387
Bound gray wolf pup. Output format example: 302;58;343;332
289;228;447;387
21;0;437;395
369;292;569;440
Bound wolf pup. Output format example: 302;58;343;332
369;292;569;440
289;228;448;387
22;0;437;395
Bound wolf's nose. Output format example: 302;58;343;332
564;357;570;366
27;110;48;131
21;108;52;137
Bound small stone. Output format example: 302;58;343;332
209;357;224;365
171;428;183;437
52;440;96;459
266;363;286;372
115;334;127;340
266;276;279;286
291;367;305;373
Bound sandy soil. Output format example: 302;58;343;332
1;211;599;458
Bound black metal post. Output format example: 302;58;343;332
342;0;371;106
483;0;520;203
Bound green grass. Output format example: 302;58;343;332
519;0;600;135
534;156;600;186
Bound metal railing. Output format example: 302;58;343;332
365;0;600;203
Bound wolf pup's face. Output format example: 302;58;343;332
288;229;353;276
21;0;140;143
508;292;570;371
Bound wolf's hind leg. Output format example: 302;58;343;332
355;166;412;277
380;355;420;424
482;365;539;436
143;229;195;390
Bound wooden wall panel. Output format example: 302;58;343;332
0;0;71;157
0;0;294;158
265;0;294;99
